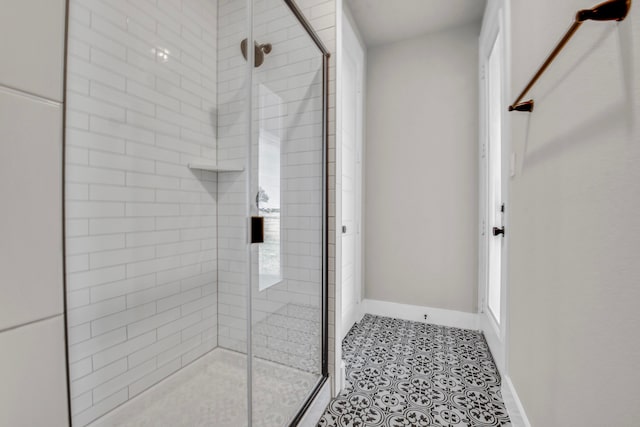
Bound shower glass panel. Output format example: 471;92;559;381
250;0;326;425
63;0;326;425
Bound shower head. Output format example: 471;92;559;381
241;39;272;68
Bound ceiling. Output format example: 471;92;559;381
346;0;487;47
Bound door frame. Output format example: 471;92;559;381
278;1;331;424
478;0;511;376
334;0;366;395
340;5;365;339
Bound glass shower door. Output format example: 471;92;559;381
249;0;327;424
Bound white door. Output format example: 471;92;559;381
479;1;508;374
341;14;364;336
487;30;504;326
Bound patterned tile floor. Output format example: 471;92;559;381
318;315;511;427
90;348;318;427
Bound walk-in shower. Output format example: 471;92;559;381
63;0;328;425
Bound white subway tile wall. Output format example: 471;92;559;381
214;0;251;354
65;0;220;424
65;0;336;424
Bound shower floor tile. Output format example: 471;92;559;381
90;348;318;427
318;314;511;427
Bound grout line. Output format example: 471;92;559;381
0;83;63;106
0;313;65;335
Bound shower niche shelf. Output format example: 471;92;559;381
188;163;244;172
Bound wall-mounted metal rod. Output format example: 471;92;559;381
509;0;632;112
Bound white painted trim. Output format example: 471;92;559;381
361;299;479;331
478;0;510;376
339;11;365;341
334;0;344;397
501;0;513;381
297;380;331;427
502;376;532;427
341;299;362;339
335;0;367;396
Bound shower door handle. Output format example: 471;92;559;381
251;216;264;244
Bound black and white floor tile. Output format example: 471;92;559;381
318;315;511;426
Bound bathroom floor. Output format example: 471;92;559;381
89;348;318;427
318;315;511;427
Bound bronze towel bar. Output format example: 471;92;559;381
509;0;632;112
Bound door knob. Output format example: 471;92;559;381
492;226;505;236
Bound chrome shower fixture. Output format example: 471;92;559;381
240;39;272;67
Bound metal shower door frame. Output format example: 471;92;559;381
248;1;330;425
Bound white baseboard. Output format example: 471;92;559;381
502;375;531;427
341;302;364;339
360;299;479;330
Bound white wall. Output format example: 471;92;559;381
507;1;640;425
0;0;69;425
65;1;220;424
364;23;480;313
